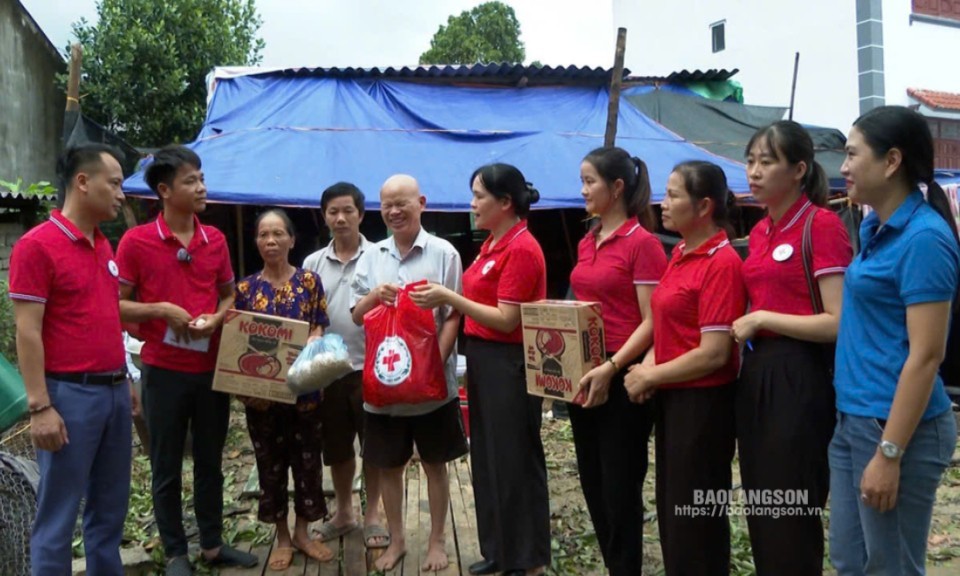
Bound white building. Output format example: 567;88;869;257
612;0;960;168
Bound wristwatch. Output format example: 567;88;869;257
879;440;904;460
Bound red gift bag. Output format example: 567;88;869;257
362;280;448;407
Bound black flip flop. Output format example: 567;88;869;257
202;544;259;568
164;556;192;576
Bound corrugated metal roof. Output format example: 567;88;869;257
234;63;629;85
0;191;56;201
626;68;740;83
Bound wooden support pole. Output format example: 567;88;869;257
604;28;628;147
66;44;82;112
788;52;800;121
235;204;246;278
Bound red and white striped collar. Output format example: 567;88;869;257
765;196;813;235
675;229;731;258
590;216;641;241
48;210;105;245
482;219;530;255
155;213;209;244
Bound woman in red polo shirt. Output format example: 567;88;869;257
625;160;745;576
730;121;852;575
567;146;667;576
410;163;548;576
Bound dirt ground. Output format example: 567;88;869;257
541;411;960;576
116;404;960;575
6;400;954;575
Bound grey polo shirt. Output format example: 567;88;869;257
351;226;463;417
303;235;372;371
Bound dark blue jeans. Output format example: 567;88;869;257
31;378;132;576
829;410;957;575
142;365;229;558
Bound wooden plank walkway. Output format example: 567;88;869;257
218;457;478;576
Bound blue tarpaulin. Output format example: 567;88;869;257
123;74;751;209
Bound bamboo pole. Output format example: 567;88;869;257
235;205;246;278
788;52;800;121
604;28;628;147
66;44;81;111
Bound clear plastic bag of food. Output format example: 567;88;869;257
286;333;354;395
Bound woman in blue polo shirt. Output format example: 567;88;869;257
830;105;959;575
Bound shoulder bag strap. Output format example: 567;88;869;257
802;208;824;315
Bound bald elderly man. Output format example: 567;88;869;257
351;175;467;572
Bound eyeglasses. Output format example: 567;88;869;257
176;248;192;264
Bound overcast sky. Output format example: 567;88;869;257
20;0;617;69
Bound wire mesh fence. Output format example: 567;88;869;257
1;418;37;576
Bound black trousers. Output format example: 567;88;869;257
245;403;327;523
465;338;551;571
655;384;735;576
142;365;230;558
736;337;835;576
568;370;652;576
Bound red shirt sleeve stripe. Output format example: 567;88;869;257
9;293;47;303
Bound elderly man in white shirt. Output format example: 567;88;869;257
350;174;466;573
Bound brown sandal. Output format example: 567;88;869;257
267;546;294;571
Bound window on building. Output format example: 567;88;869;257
711;21;726;53
942;119;960;140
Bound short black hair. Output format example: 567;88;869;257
56;144;125;197
144;145;202;198
320;182;365;217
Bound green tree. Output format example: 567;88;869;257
70;0;264;146
419;1;525;65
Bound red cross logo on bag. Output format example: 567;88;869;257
374;336;412;386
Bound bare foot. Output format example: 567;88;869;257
421;539;449;572
374;539;407;571
291;534;335;563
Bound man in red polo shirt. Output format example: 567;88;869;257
11;144;134;576
116;146;255;575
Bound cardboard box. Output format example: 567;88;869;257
521;300;606;405
212;310;309;404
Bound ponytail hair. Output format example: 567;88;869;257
470;163;540;217
925;180;960;244
672;160;739;236
746;120;830;207
853;105;959;244
855;105;959;313
583;146;656;231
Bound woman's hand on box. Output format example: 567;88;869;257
237;395;272;411
579;361;615;408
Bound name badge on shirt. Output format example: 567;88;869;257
481;260;496;275
772;244;794;262
108;260;119;277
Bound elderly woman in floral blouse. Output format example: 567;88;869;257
234;208;333;570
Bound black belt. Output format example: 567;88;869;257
46;371;128;386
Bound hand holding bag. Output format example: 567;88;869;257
362;280;448;407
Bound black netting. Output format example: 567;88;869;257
0;423;38;576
